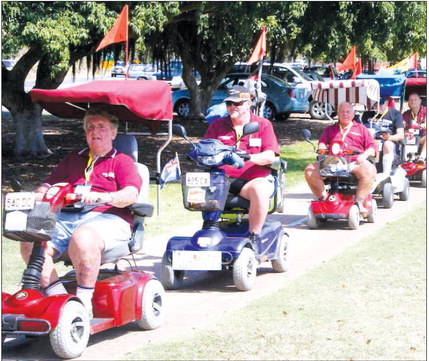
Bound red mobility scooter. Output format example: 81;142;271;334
302;129;377;230
2;80;174;359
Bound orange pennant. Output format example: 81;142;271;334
96;5;128;52
247;26;267;65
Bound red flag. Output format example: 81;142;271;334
96;5;128;52
336;46;357;72
247;26;267;65
351;59;362;79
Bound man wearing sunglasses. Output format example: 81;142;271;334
204;85;280;252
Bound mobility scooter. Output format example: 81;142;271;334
301;129;377;230
160;122;289;292
2;80;174;359
400;123;426;188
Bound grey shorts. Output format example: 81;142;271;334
48;211;131;259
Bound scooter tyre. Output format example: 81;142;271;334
160;252;184;290
271;234;289;273
422;169;427;188
348;204;360;230
366;199;377;223
233;247;257;291
399;177;410;201
137;279;165;330
49;300;90;359
307;207;320;229
382;182;394;208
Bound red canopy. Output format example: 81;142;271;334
405;77;427;99
30;80;173;134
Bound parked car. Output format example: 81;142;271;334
111;61;126;77
2;59;16;70
127;63;159;79
172;72;310;121
230;62;333;120
303;65;339;80
156;60;201;90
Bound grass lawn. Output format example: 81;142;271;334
124;202;426;361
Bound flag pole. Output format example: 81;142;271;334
125;5;129;79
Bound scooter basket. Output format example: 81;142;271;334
3;201;57;242
319;156;351;177
182;171;230;211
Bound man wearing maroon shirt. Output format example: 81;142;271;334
304;102;377;214
20;108;142;317
204;85;280;250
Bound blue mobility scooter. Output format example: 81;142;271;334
160;122;289;291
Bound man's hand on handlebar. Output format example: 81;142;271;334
80;192;113;205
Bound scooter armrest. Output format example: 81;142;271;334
128;203;154;217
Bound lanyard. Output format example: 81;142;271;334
84;154;98;184
379;107;388;121
339;122;353;142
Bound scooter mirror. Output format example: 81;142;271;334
300;128;312;142
173;124;187;138
11;179;22;192
243;121;259;136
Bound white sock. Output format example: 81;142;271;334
76;285;94;317
382;153;394;175
44;280;68;296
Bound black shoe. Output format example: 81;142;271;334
246;232;261;255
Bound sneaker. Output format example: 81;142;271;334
356;200;368;215
246;232;261;254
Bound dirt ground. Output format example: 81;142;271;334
1;111;327;192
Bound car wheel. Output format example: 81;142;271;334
262;102;277;121
137;279;164;330
174;99;190;119
309;101;334;120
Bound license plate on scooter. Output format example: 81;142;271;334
185;172;210;187
4;192;35;211
172;251;222;271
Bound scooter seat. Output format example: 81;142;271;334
224;194;250;210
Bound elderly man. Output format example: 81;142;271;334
204;85;280;250
304;102;377;213
20;108;142;317
402;92;426;163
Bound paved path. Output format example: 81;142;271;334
2;183;426;360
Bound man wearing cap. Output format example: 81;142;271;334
376;96;405;174
204;85;280;251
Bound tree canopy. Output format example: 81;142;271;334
2;1;427;157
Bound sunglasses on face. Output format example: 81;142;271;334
226;101;247;107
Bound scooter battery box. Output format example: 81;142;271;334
3;192;57;242
182;171;230;211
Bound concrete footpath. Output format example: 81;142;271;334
2;183;426;360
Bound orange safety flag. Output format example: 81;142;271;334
96;5;128;52
247;26;267;65
407;52;418;69
351;59;362;79
336;46;357;72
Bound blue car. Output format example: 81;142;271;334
172;72;310;121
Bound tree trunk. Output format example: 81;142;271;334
10;96;51;158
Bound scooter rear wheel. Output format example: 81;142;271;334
271;234;289;273
382;182;394;208
348;204;360;230
160;252;184;290
49;300;90;359
307;207;320;229
421;169;426;188
137;279;165;330
366;199;377;223
233;247;257;291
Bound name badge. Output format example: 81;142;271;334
249;138;262;147
75;184;92;195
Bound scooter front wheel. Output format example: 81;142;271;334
399;177;410;201
421;169;426;188
160;252;184;290
366;199;377;223
49;300;90;359
382;182;394;208
137;279;165;330
348;204;360;230
233;247;257;291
